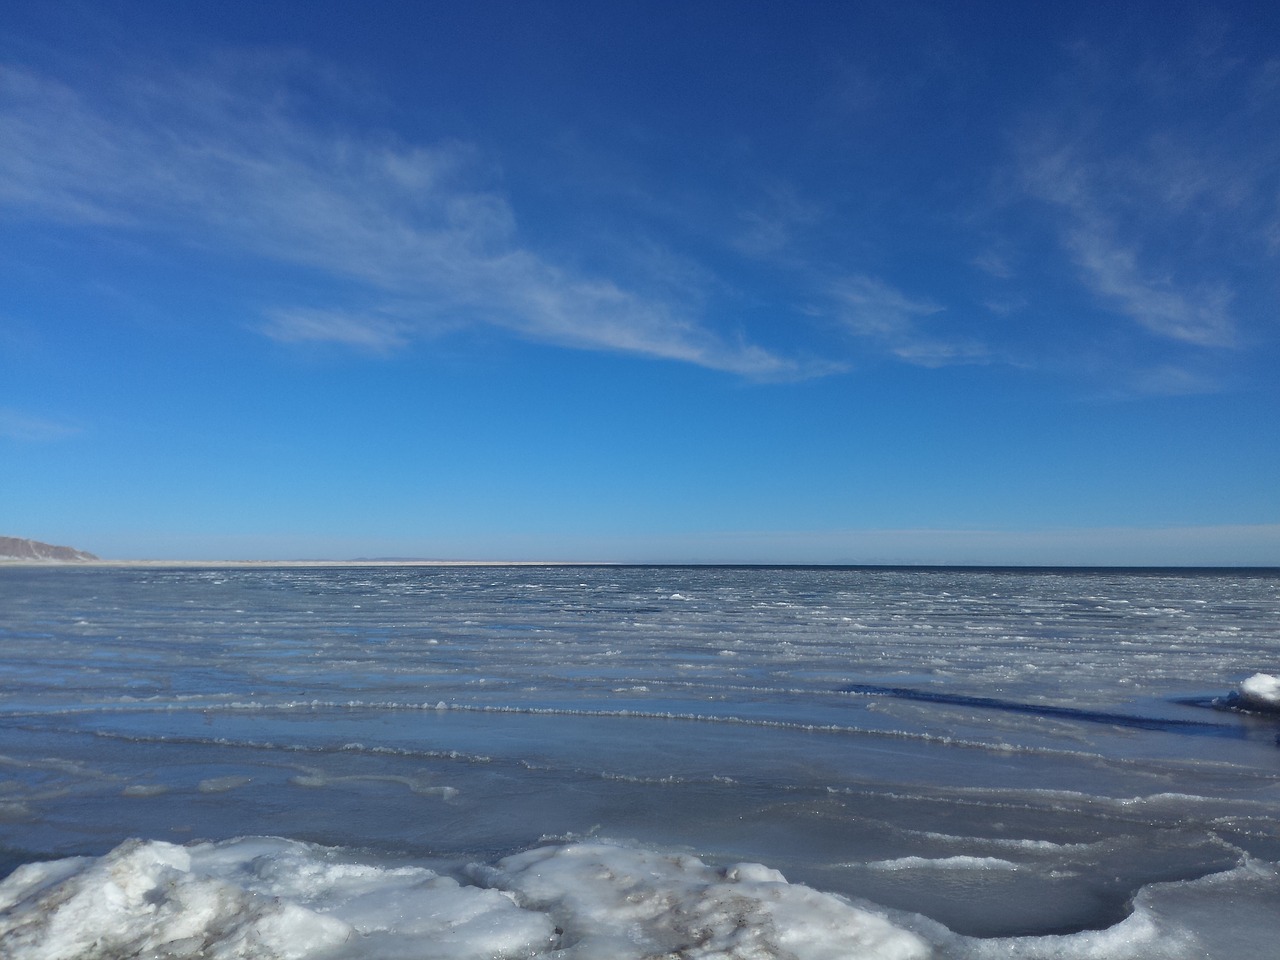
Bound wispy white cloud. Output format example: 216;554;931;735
1012;34;1280;354
831;275;942;337
259;309;411;353
0;407;79;442
830;275;987;367
1061;223;1236;348
1022;145;1240;348
732;185;823;259
1124;364;1221;398
970;253;1013;280
982;295;1027;316
0;62;818;380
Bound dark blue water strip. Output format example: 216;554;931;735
839;684;1248;738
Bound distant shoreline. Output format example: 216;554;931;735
0;558;609;568
3;559;1278;572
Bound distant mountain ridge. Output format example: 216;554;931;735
0;537;99;562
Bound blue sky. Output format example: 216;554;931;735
2;1;1278;563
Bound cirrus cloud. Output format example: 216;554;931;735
0;61;822;381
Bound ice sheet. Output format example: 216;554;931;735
3;838;1278;960
2;565;1279;955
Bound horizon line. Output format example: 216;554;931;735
3;558;1278;572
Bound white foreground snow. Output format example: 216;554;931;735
3;837;1278;959
0;838;928;960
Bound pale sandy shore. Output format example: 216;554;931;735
0;558;612;567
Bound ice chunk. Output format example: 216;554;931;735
0;837;553;960
867;855;1020;871
1237;673;1280;712
470;841;931;960
197;775;253;793
0;839;349;960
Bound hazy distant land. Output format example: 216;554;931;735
0;537;596;566
0;536;99;562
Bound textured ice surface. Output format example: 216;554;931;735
2;565;1279;956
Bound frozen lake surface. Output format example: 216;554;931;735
2;565;1278;958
